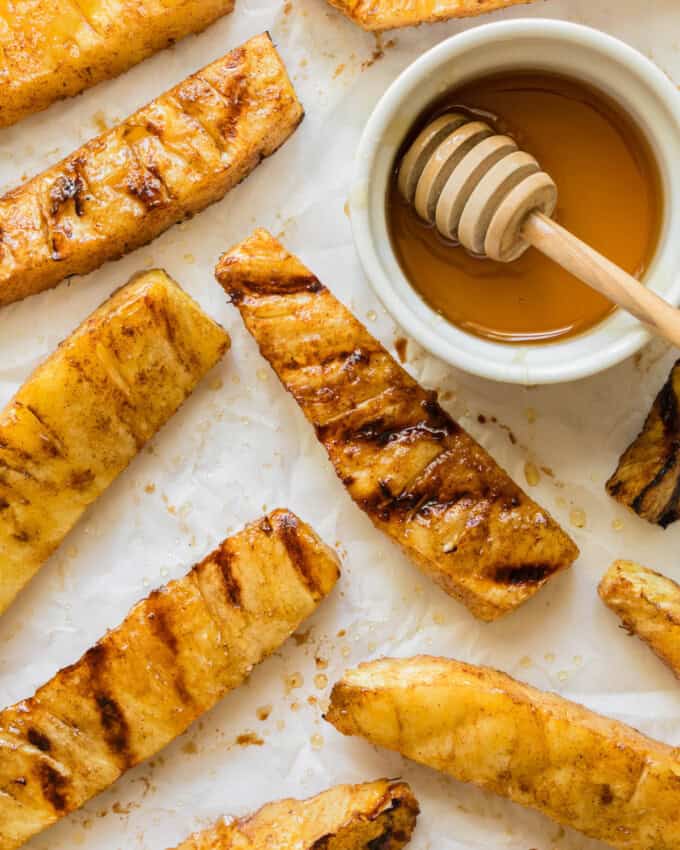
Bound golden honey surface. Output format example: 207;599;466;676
388;72;663;344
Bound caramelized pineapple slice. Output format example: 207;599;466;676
0;34;303;307
326;0;533;30
215;229;578;622
0;269;229;613
0;510;340;850
607;360;680;526
0;0;235;127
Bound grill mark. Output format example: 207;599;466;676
219;90;246;146
124;143;167;211
0;475;35;536
659;370;680;432
27;728;52;752
341;348;371;370
659;508;680;528
72;155;98;206
422;394;461;433
360;484;460;524
174;78;237;152
148;297;176;343
141;115;195;173
354;439;462;521
0;490;32;542
146;160;175;201
96;695;131;761
319;347;371;369
494;563;555;585
658;473;680;528
145;297;196;377
211;545;242;607
224;46;246;71
87;345;134;407
366;797;409;850
367;827;394;850
69;468;95;490
225;273;324;305
0;435;44;467
200;72;247;144
189;566;228;652
36;192;61;261
83;644;133;767
127;129;177;203
0;462;34;494
37;762;68;812
340;395;458;449
146;591;194;705
600;784;614;805
314;386;396;432
23;403;66;457
349;417;451;448
607;478;622;497
197;51;249;146
42;180;77;258
67;0;103;36
614;365;680;524
276;513;320;597
49;172;85;218
628;372;680;525
126;170;165;210
631;451;680;523
170;92;227;158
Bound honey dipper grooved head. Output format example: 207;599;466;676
398;112;558;262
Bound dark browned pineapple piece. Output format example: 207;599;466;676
215;229;579;622
607;360;680;527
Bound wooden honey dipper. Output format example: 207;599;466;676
398;112;680;348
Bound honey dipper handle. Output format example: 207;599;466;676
522;212;680;349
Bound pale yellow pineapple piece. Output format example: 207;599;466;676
599;559;680;677
326;655;680;850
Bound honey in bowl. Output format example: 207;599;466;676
387;72;663;344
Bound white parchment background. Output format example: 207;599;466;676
1;1;680;848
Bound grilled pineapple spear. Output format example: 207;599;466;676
215;229;578;622
326;656;680;850
0;510;340;850
169;780;418;850
326;0;533;31
0;0;235;128
0;33;303;307
599;560;680;678
0;269;229;614
606;360;680;526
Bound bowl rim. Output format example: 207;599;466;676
350;18;680;384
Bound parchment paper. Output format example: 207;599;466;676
2;1;680;848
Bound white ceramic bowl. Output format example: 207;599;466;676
350;19;680;384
